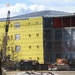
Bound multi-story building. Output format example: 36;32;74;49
0;10;75;64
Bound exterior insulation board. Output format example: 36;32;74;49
0;17;44;64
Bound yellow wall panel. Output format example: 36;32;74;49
0;17;44;64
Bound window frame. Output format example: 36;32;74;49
15;46;20;52
15;34;20;40
14;22;20;29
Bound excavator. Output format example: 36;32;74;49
0;10;10;75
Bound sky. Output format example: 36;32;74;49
0;0;75;18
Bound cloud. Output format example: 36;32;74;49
28;4;46;11
0;3;28;18
0;3;47;18
0;2;75;18
28;0;75;6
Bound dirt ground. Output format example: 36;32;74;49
3;71;75;75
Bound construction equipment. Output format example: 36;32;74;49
2;10;10;62
1;11;10;68
51;58;70;71
0;10;10;74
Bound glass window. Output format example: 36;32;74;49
44;41;52;52
64;52;75;60
55;53;63;59
28;22;30;25
29;46;32;49
49;53;52;62
29;57;32;60
14;22;20;28
71;29;75;51
63;29;71;41
63;17;70;27
43;17;53;28
72;17;75;26
15;46;20;52
72;29;75;40
72;42;75;51
54;18;62;28
62;41;71;52
36;45;39;49
29;34;31;37
54;29;62;40
36;33;39;37
72;52;75;59
44;52;50;62
37;57;39;60
15;34;20;40
44;29;53;40
53;41;62;52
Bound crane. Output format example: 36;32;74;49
2;10;10;62
0;10;10;75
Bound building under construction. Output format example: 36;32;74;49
0;10;75;70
